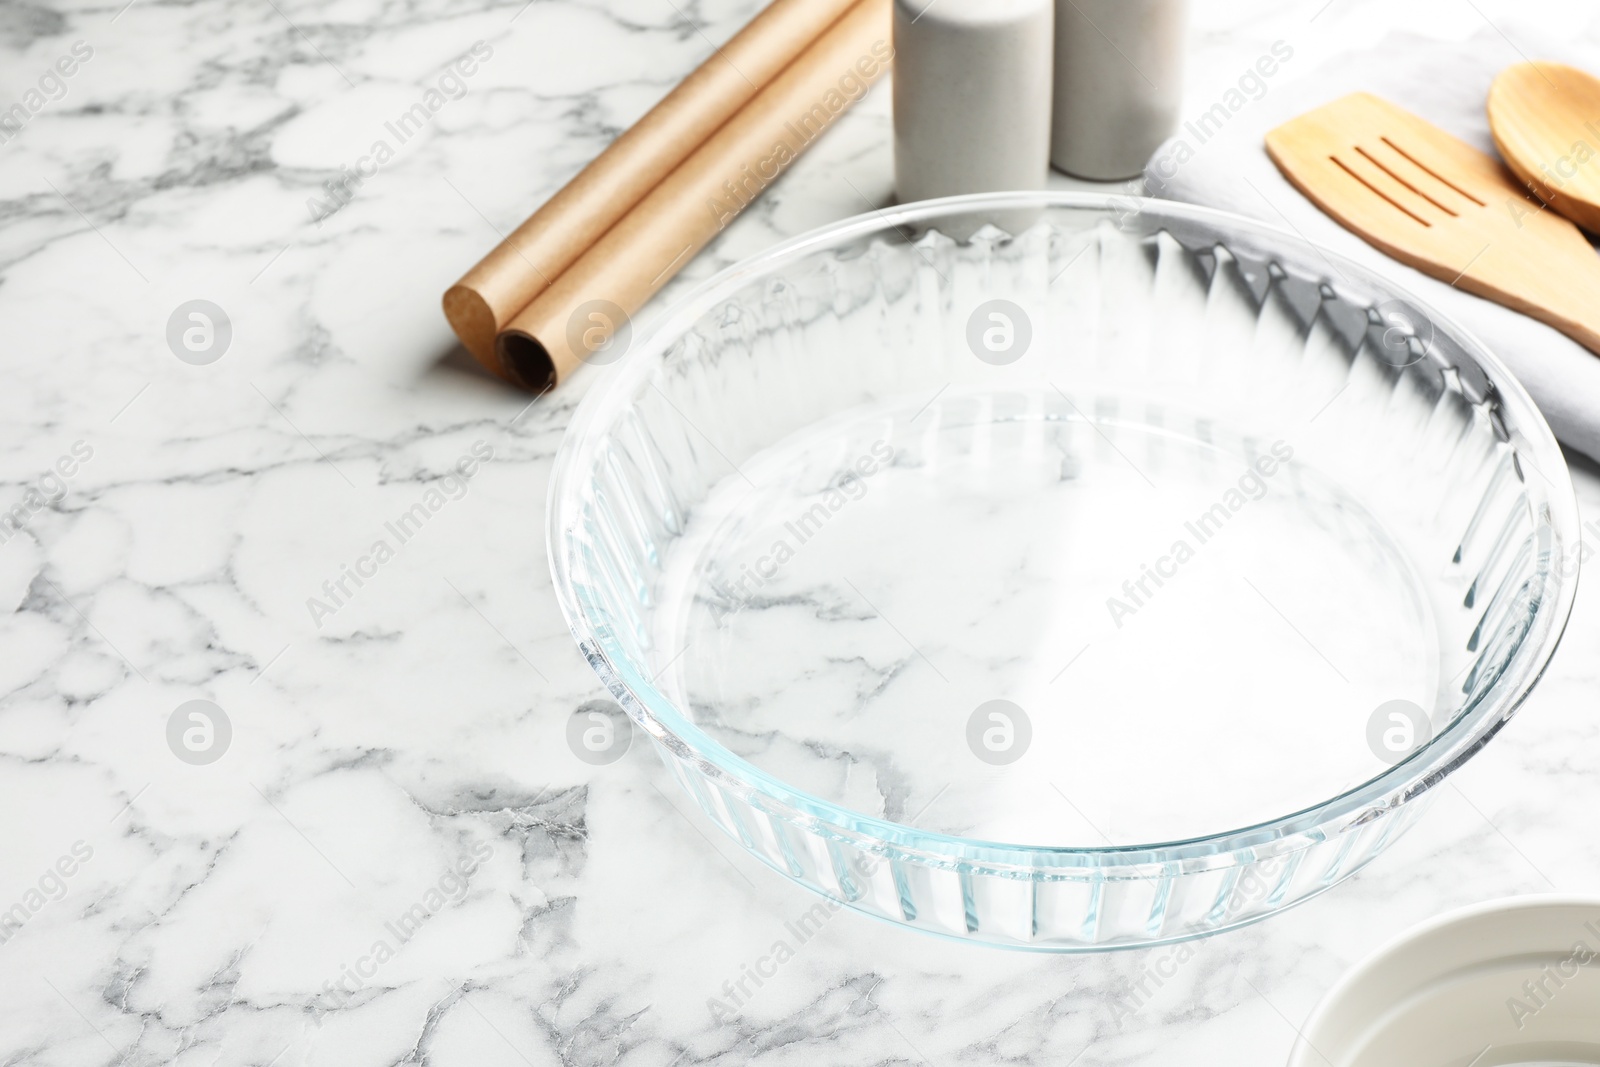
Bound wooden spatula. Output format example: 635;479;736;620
1265;92;1600;355
1488;62;1600;236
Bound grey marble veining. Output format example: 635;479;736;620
1;0;1599;1063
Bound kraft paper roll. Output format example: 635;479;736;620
442;0;865;375
497;0;892;390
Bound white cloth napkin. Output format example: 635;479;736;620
1144;29;1600;465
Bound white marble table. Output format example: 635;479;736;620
2;0;1598;1063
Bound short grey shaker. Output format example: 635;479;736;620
1051;0;1188;180
893;0;1055;203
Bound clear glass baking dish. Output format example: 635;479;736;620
547;192;1578;950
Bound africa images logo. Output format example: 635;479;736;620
1105;441;1294;627
307;41;494;226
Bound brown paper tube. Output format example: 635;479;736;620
442;0;866;376
497;0;892;390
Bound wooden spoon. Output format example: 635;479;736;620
1488;61;1600;235
1265;92;1600;355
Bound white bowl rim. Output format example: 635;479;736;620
1288;894;1600;1067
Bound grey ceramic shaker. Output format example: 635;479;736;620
1051;0;1187;180
892;0;1055;203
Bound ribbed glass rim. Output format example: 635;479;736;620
547;191;1579;871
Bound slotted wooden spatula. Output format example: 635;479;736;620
1265;92;1600;355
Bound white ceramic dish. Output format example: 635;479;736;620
1290;897;1600;1067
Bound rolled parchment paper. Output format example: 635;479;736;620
498;0;892;389
443;0;866;375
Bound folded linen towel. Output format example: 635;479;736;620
1144;28;1600;465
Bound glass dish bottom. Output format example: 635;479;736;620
651;384;1439;851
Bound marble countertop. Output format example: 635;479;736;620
3;0;1599;1063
